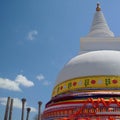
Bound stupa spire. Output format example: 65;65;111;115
96;3;101;11
87;3;114;37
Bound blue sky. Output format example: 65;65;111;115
0;0;120;120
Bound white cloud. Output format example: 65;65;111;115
0;97;37;112
36;74;45;81
0;74;34;91
0;97;22;109
43;81;51;86
27;106;37;112
15;75;34;87
0;97;8;106
36;74;51;86
27;30;38;40
11;98;22;109
0;78;21;91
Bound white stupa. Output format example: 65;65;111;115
42;4;120;120
55;3;120;87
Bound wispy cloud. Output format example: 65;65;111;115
27;30;38;40
15;75;34;87
43;81;51;86
0;74;34;91
36;74;44;81
36;74;51;86
0;97;37;112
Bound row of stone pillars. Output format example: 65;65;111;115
4;97;42;120
4;97;13;120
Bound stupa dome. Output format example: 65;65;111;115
55;50;120;86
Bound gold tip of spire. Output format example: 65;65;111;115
96;3;101;11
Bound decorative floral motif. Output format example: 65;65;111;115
60;86;63;90
73;82;77;86
91;80;96;84
78;81;82;85
63;85;67;89
112;79;118;84
98;79;103;84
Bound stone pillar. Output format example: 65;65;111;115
38;101;42;120
8;98;14;120
21;98;26;120
4;97;11;120
26;108;31;120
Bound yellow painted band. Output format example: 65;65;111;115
52;76;120;97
